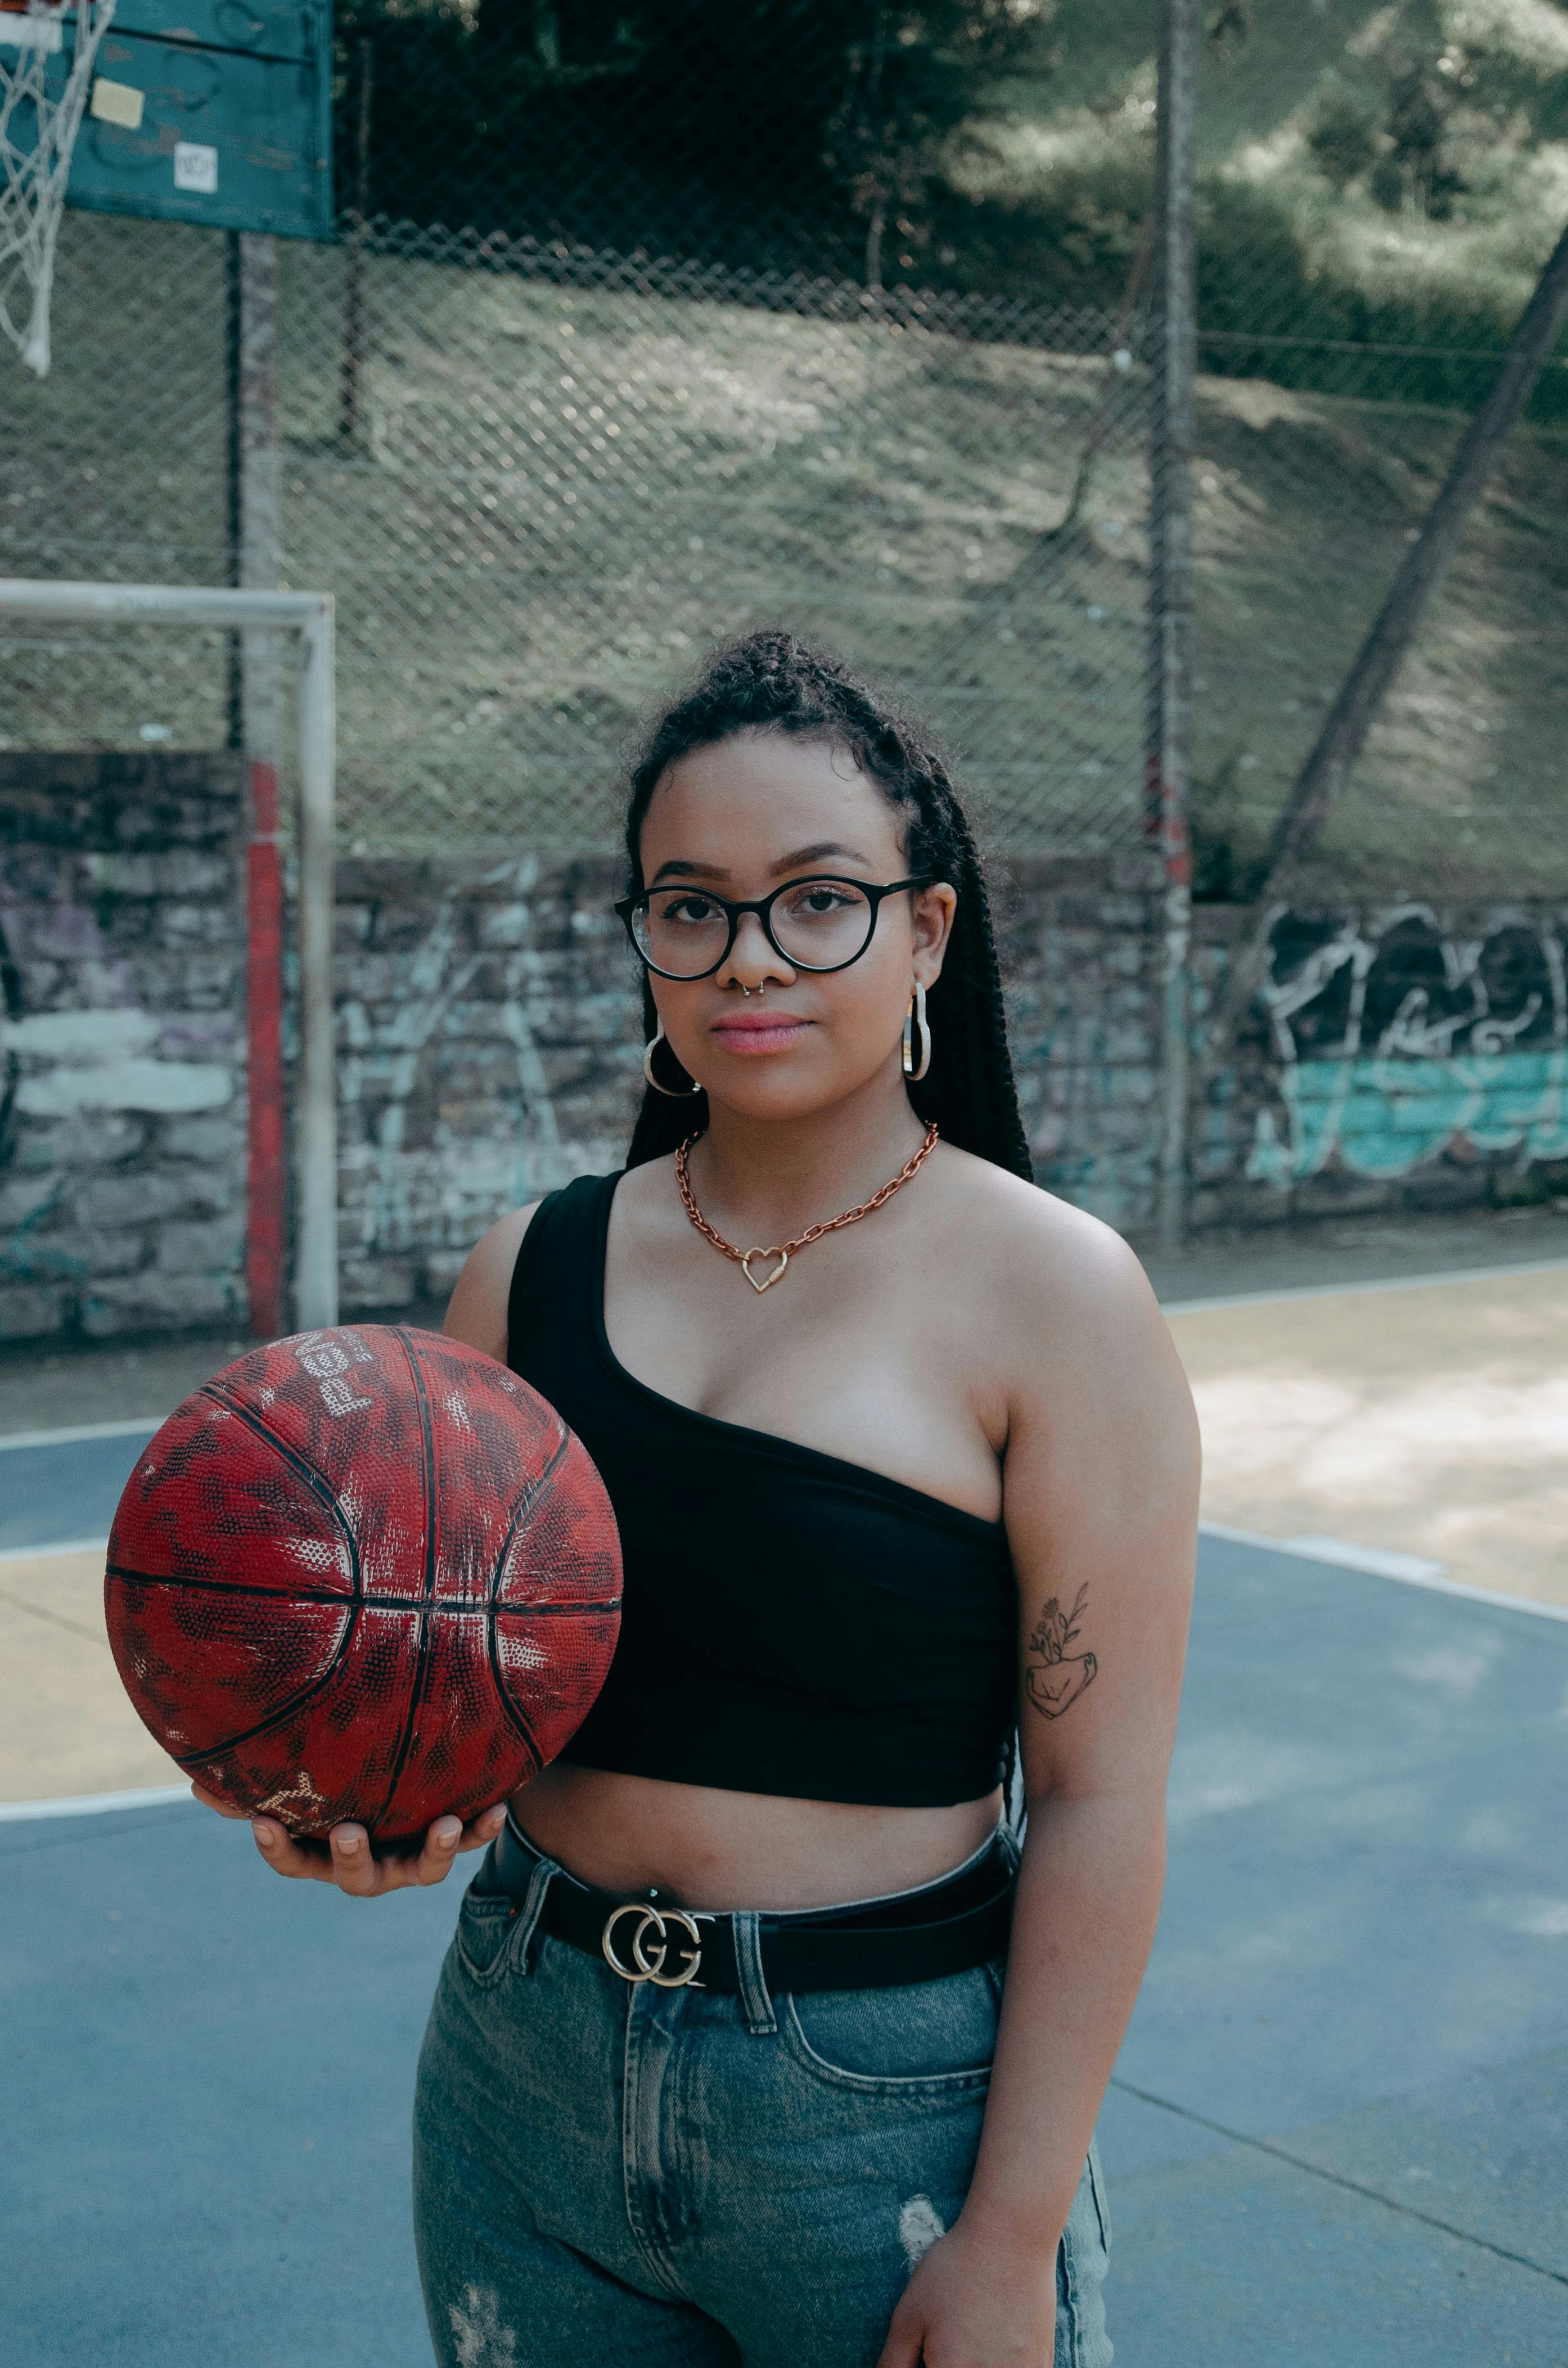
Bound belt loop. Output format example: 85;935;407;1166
505;1847;559;1979
731;1911;777;2036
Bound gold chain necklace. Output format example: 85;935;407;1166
675;1122;939;1294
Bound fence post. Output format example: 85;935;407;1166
339;39;375;445
1148;0;1198;1251
227;232;287;1336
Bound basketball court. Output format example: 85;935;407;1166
3;1233;1565;2366
2;8;1565;2358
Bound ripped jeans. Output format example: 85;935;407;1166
412;1831;1113;2368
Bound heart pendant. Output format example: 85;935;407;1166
1026;1652;1097;1721
740;1247;790;1293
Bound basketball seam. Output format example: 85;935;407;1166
364;1330;448;1833
481;1422;578;1772
196;1383;365;1598
167;1619;361;1770
106;1564;621;1615
138;1386;368;1767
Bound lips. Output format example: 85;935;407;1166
710;1014;809;1054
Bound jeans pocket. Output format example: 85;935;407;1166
780;1961;1000;2095
452;1887;522;1988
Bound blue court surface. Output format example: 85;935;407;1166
0;1421;159;1551
3;1466;1566;2363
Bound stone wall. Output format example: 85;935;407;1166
0;754;247;1342
7;753;1566;1347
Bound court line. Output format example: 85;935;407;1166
0;1537;110;1566
1109;2077;1568;2289
1164;1253;1568;1315
1201;1520;1568;1624
0;1784;192;1824
0;1417;161;1452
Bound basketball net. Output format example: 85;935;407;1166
0;0;116;376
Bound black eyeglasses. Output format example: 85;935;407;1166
615;874;932;983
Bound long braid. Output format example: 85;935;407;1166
623;630;1033;1181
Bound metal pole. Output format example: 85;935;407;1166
294;601;338;1331
339;38;374;445
225;231;288;1332
1148;0;1199;1251
234;232;282;758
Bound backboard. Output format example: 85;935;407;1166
6;0;334;239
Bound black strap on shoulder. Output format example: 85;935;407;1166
504;1173;615;1375
504;1186;564;1373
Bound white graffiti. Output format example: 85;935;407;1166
338;858;596;1266
1247;906;1568;1186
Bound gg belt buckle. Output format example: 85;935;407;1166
601;1900;709;1988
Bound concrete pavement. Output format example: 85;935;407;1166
3;1534;1565;2366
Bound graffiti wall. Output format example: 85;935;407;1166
0;755;247;1341
7;751;1564;1349
1194;902;1568;1225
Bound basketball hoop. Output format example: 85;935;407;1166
0;0;117;375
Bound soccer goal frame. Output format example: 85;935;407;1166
0;577;337;1334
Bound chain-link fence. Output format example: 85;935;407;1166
1;212;1149;856
2;2;1567;890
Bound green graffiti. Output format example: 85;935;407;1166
1249;1046;1568;1185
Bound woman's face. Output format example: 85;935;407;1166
636;730;956;1124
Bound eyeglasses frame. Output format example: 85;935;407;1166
614;873;935;983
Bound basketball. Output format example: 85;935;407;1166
103;1326;622;1845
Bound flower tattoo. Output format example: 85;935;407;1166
1025;1582;1098;1721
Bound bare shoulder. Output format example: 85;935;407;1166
934;1143;1162;1352
443;1201;542;1362
936;1149;1198;1538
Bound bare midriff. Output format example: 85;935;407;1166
507;1761;1003;1914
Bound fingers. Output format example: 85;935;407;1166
251;1817;337;1883
405;1815;465;1887
326;1822;394;1896
244;1804;508;1893
457;1803;508;1855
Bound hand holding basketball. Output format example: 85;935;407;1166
190;1786;508;1895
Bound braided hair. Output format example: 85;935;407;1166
621;629;1033;1181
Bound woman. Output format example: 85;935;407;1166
217;632;1198;2368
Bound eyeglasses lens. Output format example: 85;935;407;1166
635;880;874;976
633;890;730;978
770;879;872;967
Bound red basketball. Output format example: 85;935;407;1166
104;1325;621;1844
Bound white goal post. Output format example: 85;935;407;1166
0;578;337;1331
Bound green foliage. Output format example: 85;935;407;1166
1305;83;1380;191
332;0;1568;409
334;1;1046;274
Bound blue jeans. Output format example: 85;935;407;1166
413;1830;1113;2367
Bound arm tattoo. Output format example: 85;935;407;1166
1024;1582;1099;1721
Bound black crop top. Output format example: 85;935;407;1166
506;1173;1018;1808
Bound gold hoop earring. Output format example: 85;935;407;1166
644;1020;702;1098
902;982;931;1082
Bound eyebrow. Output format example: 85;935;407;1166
648;841;872;888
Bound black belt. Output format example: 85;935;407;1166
488;1817;1015;1995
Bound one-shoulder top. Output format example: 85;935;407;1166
506;1173;1019;1807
